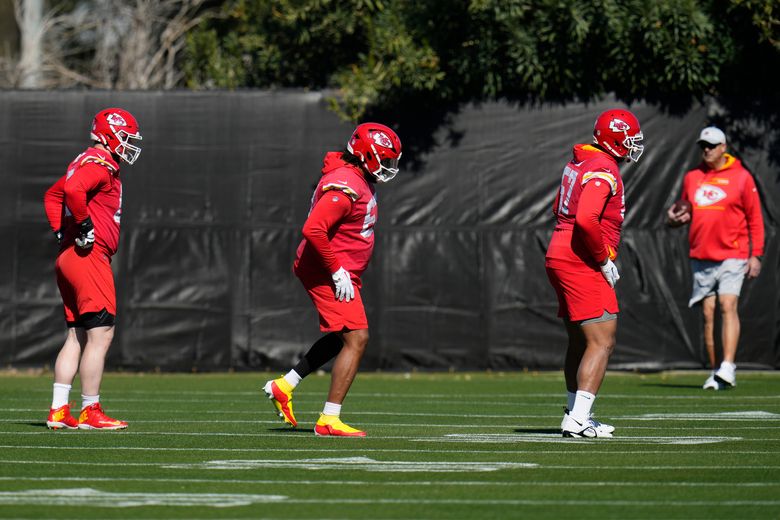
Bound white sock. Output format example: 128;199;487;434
570;390;596;423
720;361;736;371
81;394;99;410
322;401;341;417
283;370;302;388
567;391;576;411
51;383;71;409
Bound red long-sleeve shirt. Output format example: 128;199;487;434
294;152;377;281
301;191;353;274
43;147;122;256
681;154;764;260
546;144;624;267
574;180;613;263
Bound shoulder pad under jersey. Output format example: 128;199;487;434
581;169;618;195
79;153;118;174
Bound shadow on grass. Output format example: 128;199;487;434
268;427;315;434
17;422;48;428
513;428;561;435
639;383;704;389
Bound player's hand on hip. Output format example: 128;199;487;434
600;258;620;288
75;216;95;249
331;267;354;302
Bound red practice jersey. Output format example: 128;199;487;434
681;154;764;261
294;152;378;280
546;144;625;266
43;147;123;257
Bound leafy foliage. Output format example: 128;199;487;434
184;0;779;120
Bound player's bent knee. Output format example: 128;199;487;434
342;328;369;350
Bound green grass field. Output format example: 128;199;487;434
0;370;778;519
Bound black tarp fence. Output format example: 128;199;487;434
0;91;777;371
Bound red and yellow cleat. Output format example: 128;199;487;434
78;403;128;430
314;414;366;437
263;377;297;427
46;404;78;430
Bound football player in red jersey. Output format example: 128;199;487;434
545;109;644;438
263;123;401;437
43;108;142;430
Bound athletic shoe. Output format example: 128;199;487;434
588;414;615;435
714;362;736;387
314;414;366;437
561;411;612;438
77;403;128;430
263;377;297;427
46;404;78;430
561;408;615;436
703;372;722;390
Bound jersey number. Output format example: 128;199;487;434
360;196;377;238
557;166;579;216
114;185;122;224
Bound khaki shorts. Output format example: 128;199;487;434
688;258;747;307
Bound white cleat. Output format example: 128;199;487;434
714;362;736;388
588;414;615;435
561;411;612;438
703;372;723;390
562;408;614;436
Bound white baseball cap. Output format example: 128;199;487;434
697;126;726;145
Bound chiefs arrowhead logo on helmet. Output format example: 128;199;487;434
609;119;630;132
371;131;393;149
106;113;128;127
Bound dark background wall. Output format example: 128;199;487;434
0;91;776;371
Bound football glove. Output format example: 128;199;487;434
331;267;354;302
600;258;620;288
75;216;95;249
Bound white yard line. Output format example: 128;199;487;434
0;476;775;487
2;423;780;436
0;444;775;455
3;459;780;470
3;392;780;402
3;409;780;419
0;488;778;507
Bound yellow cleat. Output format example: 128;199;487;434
314;413;366;437
263;377;297;427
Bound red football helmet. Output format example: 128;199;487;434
593;109;644;162
90;108;142;164
346;122;402;182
